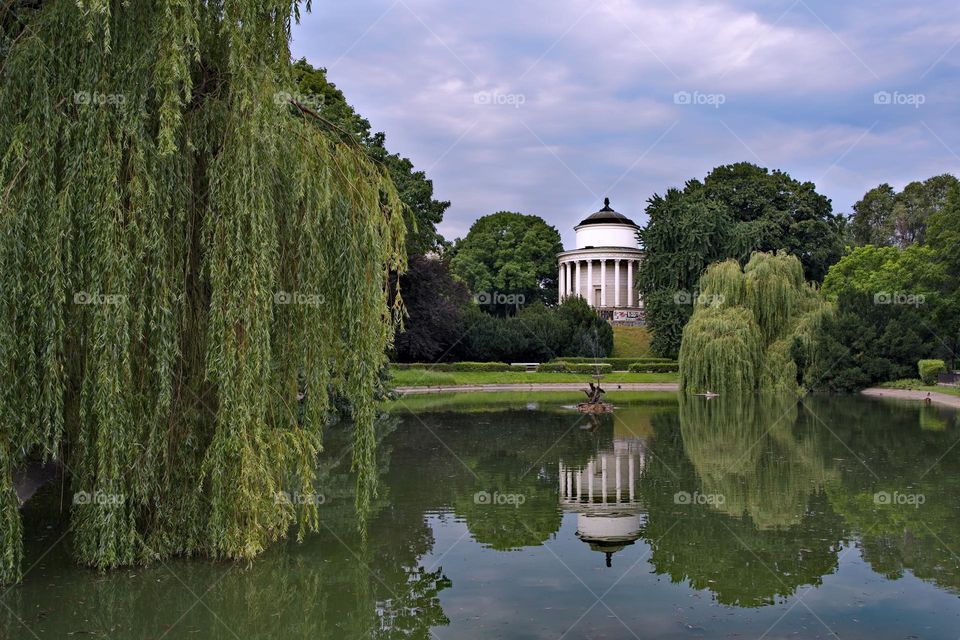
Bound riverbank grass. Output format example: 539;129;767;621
390;369;679;387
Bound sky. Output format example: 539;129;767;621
290;0;960;249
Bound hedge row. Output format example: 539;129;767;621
628;362;679;373
537;362;613;374
391;362;513;372
391;361;678;374
553;356;673;367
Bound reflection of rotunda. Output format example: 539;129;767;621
559;437;647;567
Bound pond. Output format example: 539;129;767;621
4;392;960;639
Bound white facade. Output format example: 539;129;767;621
557;198;644;318
574;223;640;251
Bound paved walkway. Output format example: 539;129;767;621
394;382;680;395
862;387;960;409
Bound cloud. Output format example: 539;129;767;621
292;0;960;248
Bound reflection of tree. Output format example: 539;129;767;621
680;395;836;528
642;396;846;607
2;416;451;639
811;396;960;594
455;452;561;550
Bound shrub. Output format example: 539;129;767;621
390;362;512;372
538;362;612;374
879;379;924;389
628;362;680;373
551;357;674;369
918;359;947;385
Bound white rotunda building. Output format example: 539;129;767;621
557;198;644;324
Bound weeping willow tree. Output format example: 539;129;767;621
679;252;829;395
0;0;406;583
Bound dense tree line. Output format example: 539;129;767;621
638;162;844;358
811;185;960;390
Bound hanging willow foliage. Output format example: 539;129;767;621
679;252;830;395
0;0;406;583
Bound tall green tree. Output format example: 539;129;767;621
392;256;471;363
449;211;563;312
848;184;896;246
847;175;958;248
293;59;449;257
638;163;843;357
0;0;405;583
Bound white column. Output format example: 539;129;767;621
566;262;572;299
615;455;621;502
601;455;607;502
600;260;607;307
587;261;594;306
627;260;634;307
558;262;565;302
614;260;621;307
587;461;594;502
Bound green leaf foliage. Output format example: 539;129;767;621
679;253;829;395
292;59;449;257
638;163;843;357
449;212;564;312
0;1;405;582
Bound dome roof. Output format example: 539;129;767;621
577;198;637;227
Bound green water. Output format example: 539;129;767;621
4;393;960;639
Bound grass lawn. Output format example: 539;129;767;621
611;325;653;358
390;368;679;387
878;379;960;398
390;390;679;412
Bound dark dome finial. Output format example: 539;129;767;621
603;197;610;209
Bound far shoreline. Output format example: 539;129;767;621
394;382;680;395
862;387;960;410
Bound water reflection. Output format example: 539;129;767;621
560;423;647;566
4;393;960;639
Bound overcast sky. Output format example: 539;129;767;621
290;0;959;249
